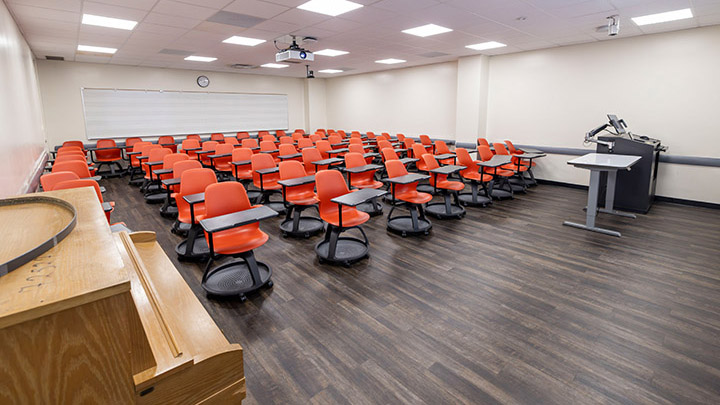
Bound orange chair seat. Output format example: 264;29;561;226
435;180;464;191
462;172;493;182
215;162;233;172
321;205;369;227
287;194;319;205
96;156;121;162
254;181;281;191
178;205;207;224
234;167;252;179
209;225;269;255
502;164;529;172
351;179;383;189
396;190;433;204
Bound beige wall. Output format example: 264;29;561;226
304;78;328;132
0;1;47;197
487;25;720;203
36;61;307;147
325;62;458;139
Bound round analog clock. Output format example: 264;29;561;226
197;75;210;88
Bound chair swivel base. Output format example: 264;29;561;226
356;199;383;216
171;220;191;235
144;192;166;204
458;193;492;207
416;183;435;194
490;188;513;200
175;229;210;260
202;260;273;300
425;194;466;219
280;217;324;238
316;237;368;266
387;216;432;237
160;204;178;217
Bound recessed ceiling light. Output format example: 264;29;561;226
402;24;452;37
631;8;693;26
222;36;266;46
375;58;406;64
82;14;137;30
185;56;217;62
261;63;289;68
297;0;363;17
318;69;343;74
314;49;349;57
77;45;117;54
466;41;506;51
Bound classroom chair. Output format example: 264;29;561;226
180;139;201;159
198;141;219;167
493;143;529;192
278;161;323;238
158;135;177;153
93;139;124;177
40;171;80;191
344;152;384;216
477;145;515;200
211;133;225;143
54;179;116;224
251;153;285;214
156;153;190;216
455;148;492;207
208;143;234;180
421;154;466;219
174;168;217;259
384;159;433;236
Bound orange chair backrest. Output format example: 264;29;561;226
181;139;200;151
233;148;253;162
148;147;172;162
403;138;415;148
456;148;479;177
350;132;361;139
477;138;489;147
344;152;366;169
178;168;216;196
276;130;286;137
241;139;259;149
349;138;362;145
52;160;91;177
315;170;350;218
412;144;429;167
294;129;305;134
377;140;392;150
202;141;218;151
292;133;304;141
279;136;293;145
187;134;201;141
366;131;375;138
258;131;270;137
211;133;224;142
327;135;342;144
251;153;277;186
365;132;376;140
95;139;121;160
301;147;323;173
259;140;276;152
348;144;365;154
385;159;419;198
63;141;85;151
54;154;86;164
41;171;80;191
236;132;250;140
260;134;276;144
315;140;331;158
297;138;313;149
478;145;494;161
129;142;151;166
422;154;447;186
434;141;451;154
493;143;510;155
224;137;239;145
205;182;253;219
419;135;432;146
172;160;202;178
279;144;298;155
158;136;175;145
279;160;307;180
163;153;189;170
309;134;322;143
215;143;232;154
54;179;103;203
505;140;520;154
125;137;142;152
381;148;400;162
396;134;406;142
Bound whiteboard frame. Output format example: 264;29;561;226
80;87;290;140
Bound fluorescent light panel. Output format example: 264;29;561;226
223;36;266;46
185;56;217;62
375;58;406;64
318;69;343;74
82;14;137;30
77;45;117;54
261;63;289;68
632;8;693;26
314;49;349;57
402;24;452;37
297;0;363;17
466;41;506;51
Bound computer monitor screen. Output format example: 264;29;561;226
607;114;627;134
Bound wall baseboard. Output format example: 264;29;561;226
536;179;720;210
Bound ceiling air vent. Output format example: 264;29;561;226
228;63;259;69
45;55;65;61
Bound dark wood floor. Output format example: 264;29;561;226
103;174;720;405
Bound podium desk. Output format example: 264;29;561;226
563;153;641;237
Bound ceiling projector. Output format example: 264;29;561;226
275;36;314;63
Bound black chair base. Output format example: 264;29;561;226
280;204;324;238
459;182;492;207
315;225;369;267
387;203;432;237
416;183;435;194
175;225;210;260
144;192;165;204
202;251;273;301
160;204;178;217
426;193;465;219
488;179;514;200
171;220;191;235
95;161;125;178
356;198;384;216
255;189;286;215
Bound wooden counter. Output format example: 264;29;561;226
0;187;245;404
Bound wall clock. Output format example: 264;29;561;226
197;75;210;88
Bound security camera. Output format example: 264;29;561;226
607;15;620;36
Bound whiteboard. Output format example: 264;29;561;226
81;88;289;139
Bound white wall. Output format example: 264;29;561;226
455;55;489;145
36;61;307;147
304;78;328;132
487;26;720;203
325;62;458;139
0;1;47;197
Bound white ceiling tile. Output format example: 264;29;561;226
252;18;304;33
372;0;439;13
272;7;332;25
7;0;81;13
143;12;202;29
223;0;289;19
135;22;188;36
82;2;149;21
151;0;219;20
176;0;233;9
8;4;79;23
310;16;365;32
89;0;159;11
336;5;397;24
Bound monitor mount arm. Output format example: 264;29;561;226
584;123;615;151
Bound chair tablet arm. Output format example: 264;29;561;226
231;160;251;166
195;150;214;155
398;158;419;165
88;175;102;182
430;165;466;175
260;149;279;154
384;173;430;184
101;202;113;212
331;188;388;207
394;148;408;153
278;153;302;160
182;147;202;151
363;153;380;158
207;153;232;159
327;148;348;154
477;156;512;167
153;168;173;176
183;192;205;205
278;175;316;187
146;161;163;167
330;142;348;147
200;206;278;234
312;158;343;166
517;152;546;159
255;167;279;175
161;178;180;187
127;151;141;156
344;164;382;174
434;153;456;160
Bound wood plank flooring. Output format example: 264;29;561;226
102;175;720;405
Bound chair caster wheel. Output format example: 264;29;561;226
401;232;407;237
239;295;247;302
304;232;310;238
266;280;274;288
342;261;351;268
424;231;430;236
282;232;288;238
